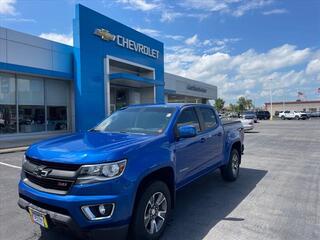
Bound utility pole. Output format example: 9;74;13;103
269;78;273;120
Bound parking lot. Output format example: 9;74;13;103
0;119;319;240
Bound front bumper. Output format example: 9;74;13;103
18;196;128;239
18;180;132;235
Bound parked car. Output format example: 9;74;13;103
279;110;308;120
255;111;270;120
239;118;254;131
310;111;320;117
242;111;258;123
18;104;244;239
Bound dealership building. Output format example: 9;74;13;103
0;5;217;142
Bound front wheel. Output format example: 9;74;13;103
130;181;171;240
281;116;285;120
221;149;240;182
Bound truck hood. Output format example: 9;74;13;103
26;131;155;165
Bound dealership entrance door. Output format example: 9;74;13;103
109;85;155;113
106;56;156;114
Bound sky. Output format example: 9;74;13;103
0;0;320;106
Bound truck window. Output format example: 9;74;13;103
199;108;217;130
93;107;176;135
176;108;200;131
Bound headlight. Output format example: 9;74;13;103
76;159;127;184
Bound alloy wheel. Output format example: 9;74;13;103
144;192;167;235
231;153;239;176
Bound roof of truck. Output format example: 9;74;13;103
126;103;214;109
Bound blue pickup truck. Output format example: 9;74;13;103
18;103;244;239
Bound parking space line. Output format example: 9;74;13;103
0;161;21;169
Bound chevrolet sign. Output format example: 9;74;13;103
94;28;160;59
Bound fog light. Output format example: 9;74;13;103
99;204;106;215
81;203;115;220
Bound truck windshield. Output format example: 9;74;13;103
92;107;176;135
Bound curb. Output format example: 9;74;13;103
0;147;28;154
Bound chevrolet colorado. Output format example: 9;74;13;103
18;104;244;239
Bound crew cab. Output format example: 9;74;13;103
18;104;244;239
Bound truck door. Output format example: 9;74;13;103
196;107;224;167
174;107;204;186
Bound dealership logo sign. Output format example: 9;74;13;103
187;85;207;93
94;28;160;59
94;28;116;41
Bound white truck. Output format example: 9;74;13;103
279;110;308;120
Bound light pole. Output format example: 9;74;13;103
269;78;273;120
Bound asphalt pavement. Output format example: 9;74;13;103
0;119;319;240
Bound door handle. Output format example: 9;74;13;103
214;132;222;137
200;138;206;143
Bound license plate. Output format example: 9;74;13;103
28;207;49;228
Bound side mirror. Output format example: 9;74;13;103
178;125;197;138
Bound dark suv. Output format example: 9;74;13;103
256;111;271;120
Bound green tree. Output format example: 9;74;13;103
237;96;247;112
214;98;225;112
237;96;254;111
246;98;254;110
229;103;239;113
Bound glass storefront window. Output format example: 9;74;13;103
47;106;67;131
18;105;45;133
0;73;70;135
0;73;17;134
18;76;45;133
45;80;69;131
0;105;17;134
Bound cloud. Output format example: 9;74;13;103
1;17;36;23
0;0;16;15
180;0;274;17
262;8;288;15
306;59;320;75
39;33;73;46
180;0;230;12
116;0;159;11
232;0;273;17
160;10;182;22
135;27;184;41
185;34;198;45
134;27;160;37
164;34;184;41
165;43;319;104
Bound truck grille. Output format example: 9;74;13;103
23;156;80;194
25;172;74;191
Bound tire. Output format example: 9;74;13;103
295;116;299;120
130;181;171;240
220;148;240;182
281;116;285;120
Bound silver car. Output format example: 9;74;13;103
242;111;257;123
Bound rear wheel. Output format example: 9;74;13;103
221;148;240;182
295;116;299;120
131;181;171;240
281;116;285;120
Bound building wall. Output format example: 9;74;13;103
0;27;73;79
265;101;320;116
0;27;74;138
164;73;217;99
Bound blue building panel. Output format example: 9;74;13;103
73;4;164;131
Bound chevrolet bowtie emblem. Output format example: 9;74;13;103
94;28;116;41
34;166;52;177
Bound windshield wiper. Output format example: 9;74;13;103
89;129;101;132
